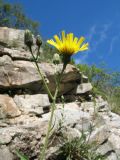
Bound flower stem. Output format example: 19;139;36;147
40;100;56;160
29;47;53;100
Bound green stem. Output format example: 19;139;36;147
29;46;67;160
40;66;65;160
30;47;53;100
40;101;56;160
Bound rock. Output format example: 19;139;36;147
96;141;113;155
46;146;60;160
0;47;32;60
0;55;12;66
107;152;118;160
74;83;93;94
14;94;50;115
42;102;91;128
88;125;109;145
0;95;21;118
62;127;82;140
0;61;81;95
0;145;13;160
102;112;120;129
0;27;25;48
0;133;12;145
108;133;120;150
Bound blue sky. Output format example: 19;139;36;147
7;0;120;71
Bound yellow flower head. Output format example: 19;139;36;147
47;31;89;55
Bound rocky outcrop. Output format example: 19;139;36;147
0;27;25;48
0;27;120;160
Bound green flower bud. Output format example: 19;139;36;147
53;53;61;64
24;30;33;47
36;35;42;47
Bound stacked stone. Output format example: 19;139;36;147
0;27;119;160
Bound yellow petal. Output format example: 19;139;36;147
73;37;78;44
62;31;66;42
77;37;85;46
69;33;73;43
54;35;62;45
79;43;89;51
47;39;58;48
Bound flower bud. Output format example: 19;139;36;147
24;30;33;47
53;53;61;64
36;35;42;47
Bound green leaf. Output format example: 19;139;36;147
15;150;29;160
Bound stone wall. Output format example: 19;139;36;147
0;27;120;160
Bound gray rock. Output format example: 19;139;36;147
75;83;93;94
62;127;82;140
0;133;12;145
0;95;21;118
0;27;25;48
88;125;109;145
107;152;118;160
0;145;13;160
42;102;91;128
0;47;32;60
108;133;120;150
96;141;113;155
0;61;80;95
14;94;50;115
0;55;12;66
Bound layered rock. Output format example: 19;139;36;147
0;27;120;160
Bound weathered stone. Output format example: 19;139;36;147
0;133;12;145
0;55;12;66
107;152;118;160
75;120;92;132
0;95;21;118
0;47;31;60
88;125;109;145
74;83;93;94
0;27;120;160
62;127;82;140
102;112;120;129
0;61;80;95
96;141;113;155
42;102;91;128
14;94;50;115
0;27;25;48
0;145;13;160
108;133;120;150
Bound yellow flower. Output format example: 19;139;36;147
47;31;89;55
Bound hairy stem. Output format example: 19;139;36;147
30;47;53;100
40;100;56;160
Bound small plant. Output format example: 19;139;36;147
15;150;29;160
21;30;88;160
57;134;106;160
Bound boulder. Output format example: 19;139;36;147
0;27;25;48
0;95;21;118
0;146;13;160
72;82;93;94
14;94;50;115
0;60;81;95
0;133;12;145
0;47;32;60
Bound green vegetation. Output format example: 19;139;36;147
56;133;105;160
0;0;39;34
76;63;120;114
